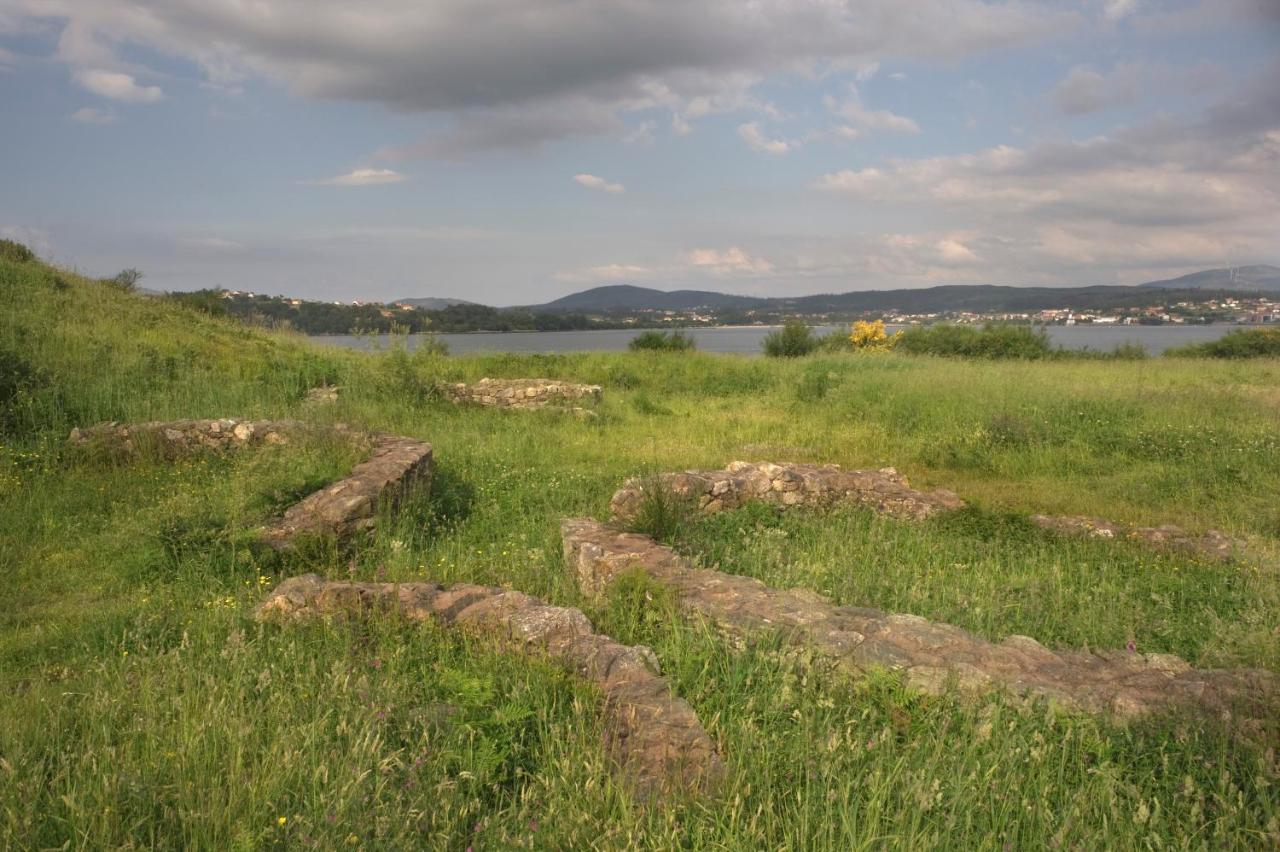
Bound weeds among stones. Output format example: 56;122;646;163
257;573;723;797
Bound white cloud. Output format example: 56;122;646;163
11;0;1075;151
737;122;792;155
827;90;920;134
554;263;655;283
0;46;17;70
69;106;117;124
309;168;407;187
179;236;245;252
1051;61;1221;115
687;246;774;276
1102;0;1139;22
75;69;162;102
935;238;981;264
814;76;1280;279
574;173;625;194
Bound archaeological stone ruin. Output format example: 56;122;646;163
68;419;433;550
1030;514;1240;562
610;461;965;522
257;573;723;796
609;459;1241;561
562;518;1278;731
441;378;602;411
260;434;433;550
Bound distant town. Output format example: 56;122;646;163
168;284;1279;336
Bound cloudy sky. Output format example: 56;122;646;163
1;1;1277;304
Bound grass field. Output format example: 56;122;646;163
2;256;1279;849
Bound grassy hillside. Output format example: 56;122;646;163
2;254;1279;848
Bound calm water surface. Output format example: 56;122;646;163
314;324;1251;356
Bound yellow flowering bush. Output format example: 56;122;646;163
849;319;902;351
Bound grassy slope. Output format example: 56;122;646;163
1;256;1278;849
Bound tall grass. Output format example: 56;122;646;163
2;254;1279;848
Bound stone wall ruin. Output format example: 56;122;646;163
441;378;601;411
562;518;1278;732
68;419;432;550
257;573;723;796
610;461;965;522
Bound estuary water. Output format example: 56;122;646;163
313;324;1252;357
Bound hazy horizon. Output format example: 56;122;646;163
2;1;1278;303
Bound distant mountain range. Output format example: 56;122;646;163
529;284;764;312
1139;265;1280;292
522;266;1279;316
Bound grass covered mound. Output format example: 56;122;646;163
2;249;1279;848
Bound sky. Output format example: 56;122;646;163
0;1;1277;305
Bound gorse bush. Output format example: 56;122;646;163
897;323;1052;359
849;319;902;352
762;320;819;357
628;330;696;352
0;239;36;263
1165;327;1280;359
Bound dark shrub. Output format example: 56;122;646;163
107;268;143;293
0;239;35;263
1165;327;1280;359
0;347;44;435
762;320;818;357
896;323;1052;359
629;330;696;352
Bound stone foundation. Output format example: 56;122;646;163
68;418;306;456
257;574;723;796
610;461;965;522
441;378;602;410
1031;514;1239;562
562;518;1278;731
69;420;432;550
260;435;433;550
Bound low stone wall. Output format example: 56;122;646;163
1031;514;1239;562
257;574;723;797
610;461;965;522
68;418;306;456
69;419;432;551
562;519;1278;731
260;435;433;551
441;378;602;410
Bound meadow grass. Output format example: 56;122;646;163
2;256;1279;848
